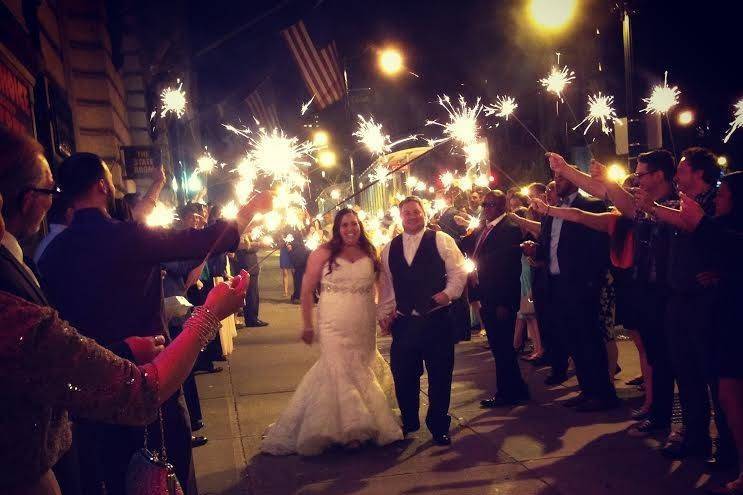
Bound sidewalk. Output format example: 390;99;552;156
192;256;724;495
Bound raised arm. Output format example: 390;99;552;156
507;212;542;237
299;247;330;344
0;273;247;426
547;152;607;198
530;197;617;233
131;166;166;223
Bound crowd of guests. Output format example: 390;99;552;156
0;124;271;495
426;148;741;494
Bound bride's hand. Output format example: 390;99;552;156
301;328;314;345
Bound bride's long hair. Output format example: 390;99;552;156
326;208;380;275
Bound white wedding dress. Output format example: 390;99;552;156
261;257;403;456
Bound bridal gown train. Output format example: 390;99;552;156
261;256;403;456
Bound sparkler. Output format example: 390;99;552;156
440;171;455;189
458;176;473;191
539;66;575;102
196;150;217;174
246;128;314;185
300;95;315;115
264;211;282;232
433;198;449;212
573;92;618;135
160;80;187;118
234;179;254;204
369;164;392;184
406;176;419;189
474;174;490;187
467;216;481;231
354;115;391;155
463;257;476;274
484;95;518;120
427;94;483;146
221;200;239;220
723;98;743;143
464;141;488;166
642;72;681;115
304;231;322;251
250;226;264;240
146;202;176;228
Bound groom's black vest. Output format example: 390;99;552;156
389;229;447;316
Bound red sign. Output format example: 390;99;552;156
0;58;33;135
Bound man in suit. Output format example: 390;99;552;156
236;233;270;327
38;152;270;495
524;167;618;411
0;126;164;495
469;191;529;407
378;196;468;446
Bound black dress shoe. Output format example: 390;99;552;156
245;320;269;327
191;420;204;432
575;397;620;412
562;393;589;407
480;394;529;408
544;373;567;386
432;434;451;446
191;435;208;447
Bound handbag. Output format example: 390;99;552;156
125;409;184;495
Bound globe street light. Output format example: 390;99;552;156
318;149;337;168
378;48;404;77
528;0;578;31
677;109;694;126
313;130;330;148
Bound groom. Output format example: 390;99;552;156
378;196;468;446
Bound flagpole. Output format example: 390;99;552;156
342;63;356;197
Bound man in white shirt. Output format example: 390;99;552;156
378;196;467;446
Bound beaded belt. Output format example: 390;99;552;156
320;282;373;294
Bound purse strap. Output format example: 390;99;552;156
143;408;168;463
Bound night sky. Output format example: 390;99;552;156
186;0;742;171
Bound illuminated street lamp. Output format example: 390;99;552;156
313;130;329;148
528;0;577;31
318;149;337;168
378;48;404;76
677;110;694;126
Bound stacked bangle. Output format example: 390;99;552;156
185;306;222;348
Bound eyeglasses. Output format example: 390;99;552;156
633;171;655;179
24;185;61;196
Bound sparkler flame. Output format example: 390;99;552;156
354;115;391;155
642;71;680;115
160;81;187;118
300;95;315;115
146;202;176;227
440;171;455;188
467;216;481;231
573;92;618;135
221;200;239;220
463;257;476;274
485;95;518;120
304;231;322;251
723;98;743;143
197;151;217;174
369;164;391;184
427;94;483;146
464;141;488;166
246;128;314;186
539;66;575;101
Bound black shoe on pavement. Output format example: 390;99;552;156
562;393;589;408
628;419;670;437
432;434;451;446
575;397;620;412
544;373;567;386
191;420;204;432
191;435;208;448
245;320;269;327
480;393;529;408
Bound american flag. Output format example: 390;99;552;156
244;79;281;131
281;20;344;110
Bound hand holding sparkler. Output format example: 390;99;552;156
546;152;569;173
529;197;550;216
236;190;274;233
520;240;538;258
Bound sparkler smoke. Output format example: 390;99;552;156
427;94;483;146
723;98;743;143
485;95;518;120
642;71;681;115
160;80;187;118
146;203;176;228
573;92;618;135
539;66;575;102
300;95;315;115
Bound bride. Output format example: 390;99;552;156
261;208;403;455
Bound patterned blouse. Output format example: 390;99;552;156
0;291;161;490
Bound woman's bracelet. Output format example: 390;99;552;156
185;306;222;348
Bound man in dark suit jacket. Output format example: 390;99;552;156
467;191;529;407
38;152;269;495
528;170;617;411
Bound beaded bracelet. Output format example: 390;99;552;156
185;306;222;348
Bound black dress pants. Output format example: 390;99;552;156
243;264;260;323
546;276;615;399
666;290;733;451
390;309;455;436
480;299;528;398
634;284;674;426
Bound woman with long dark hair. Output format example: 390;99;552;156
261;208;402;455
